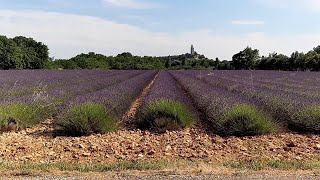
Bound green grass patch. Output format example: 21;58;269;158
0;160;319;176
55;103;117;137
220;104;278;136
0;160;170;175
138;99;195;133
0;102;44;131
290;106;320;134
225;160;320;171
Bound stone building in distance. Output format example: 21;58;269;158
190;44;200;59
191;44;195;56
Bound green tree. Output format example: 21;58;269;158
13;36;49;69
291;52;306;71
305;50;320;71
117;52;133;58
0;36;23;70
232;47;259;70
256;53;289;70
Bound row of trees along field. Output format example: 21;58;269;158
45;46;320;71
232;46;320;71
1;35;320;71
45;52;216;70
45;52;166;70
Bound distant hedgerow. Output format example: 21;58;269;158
0;102;42;132
138;99;195;133
219;104;278;136
55;103;117;137
289;106;320;134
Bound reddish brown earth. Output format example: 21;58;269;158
0;119;319;164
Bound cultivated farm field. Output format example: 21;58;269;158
0;70;319;176
1;70;319;135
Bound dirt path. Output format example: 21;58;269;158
120;72;159;127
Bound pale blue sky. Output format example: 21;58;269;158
0;0;320;59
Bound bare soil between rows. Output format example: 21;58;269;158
120;72;159;128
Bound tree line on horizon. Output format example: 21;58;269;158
231;46;320;71
1;35;320;71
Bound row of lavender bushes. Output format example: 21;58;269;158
0;70;150;134
170;71;279;136
49;70;320;136
180;70;320;134
55;71;157;136
137;71;198;133
1;70;319;136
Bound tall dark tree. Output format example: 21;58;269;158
182;55;187;66
214;57;220;69
165;56;172;68
313;45;320;54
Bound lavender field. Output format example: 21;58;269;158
0;70;319;136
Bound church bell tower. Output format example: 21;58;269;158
191;44;195;56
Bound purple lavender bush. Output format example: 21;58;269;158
187;70;320;133
55;71;157;136
289;106;320;134
138;99;195;133
0;70;149;133
0;102;47;131
55;103;117;137
137;71;197;132
170;71;278;136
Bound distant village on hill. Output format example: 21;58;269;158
157;44;216;69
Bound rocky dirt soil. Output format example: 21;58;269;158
0;119;319;164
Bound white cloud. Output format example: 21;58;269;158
255;0;320;12
47;0;72;5
0;10;179;58
231;20;265;25
123;15;145;21
0;10;319;60
102;0;157;9
306;0;320;12
122;15;160;27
